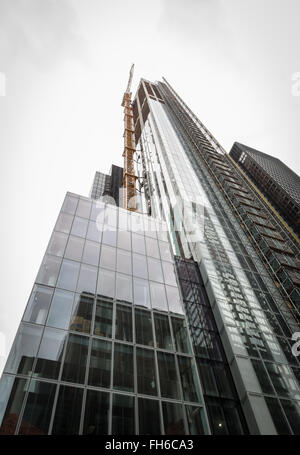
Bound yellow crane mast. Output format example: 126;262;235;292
122;64;137;211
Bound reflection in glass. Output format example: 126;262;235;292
280;399;300;434
138;398;161;434
47;232;68;257
135;308;154;347
52;385;83;435
87;220;102;243
102;229;117;247
64;236;84;262
185;405;207;435
157;352;181;400
61;334;89;384
71;216;88;238
133;278;150;308
76;264;97;294
150;282;168;311
47;289;74;330
76;199;91;218
162;402;186;435
166;286;183;314
117;249;132;275
94;298;113;338
36;254;62;287
145;237;160;259
136;348;157;396
171;318;191;354
116;273;132;304
113;343;134;392
70;293;94;334
62;195;78;215
117;230;131;250
19;380;56;435
97;268;115;299
0;376;27;434
132;233;145;255
88;339;112;388
162;262;177;286
56;259;80;292
23;285;53;325
178;356;201;403
112;394;135;435
133;253;148;279
82;240;100;266
147;258;163;283
100;245;116;270
34;327;67;379
206;397;228;434
154;313;173;350
115;305;133;342
55;212;73;234
83;389;109;435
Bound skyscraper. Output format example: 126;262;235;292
0;76;299;435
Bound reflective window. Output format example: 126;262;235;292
94;298;113;338
76;199;92;219
83;390;109;435
19;380;56;435
57;259;80;292
88;339;112;388
119;210;131;231
61;334;89;384
47;289;74;330
97;268;115;299
86;220;102;243
265;397;291;434
52;385;83;435
64;236;84;262
138;398;161;435
113;343;134;392
157;352;181;399
36;254;62;287
102;228;117;247
23;285;53;325
178;356;202;403
0;376;27;434
133;253;148;279
280;399;300;434
222;401;246;435
117;249;132;275
171;318;191;354
62;195;78;215
206;397;228;434
136;348;157;396
162;262;177;286
70;293;94;334
100;245;116;270
90;203;105;223
159;241;172;262
116;273;132;304
112;394;135;435
34;327;67;379
132;233;145;255
76;264;97;294
55;212;73;234
104;206;117;227
185;405;207;435
154;313;173;350
251;360;274;395
4;323;43;375
166;286;183;314
115;305;133;342
145;237;160;259
133;278;150;308
82;240;100;266
197;359;219;396
162;402;186;435
47;232;68;257
117;230;131;250
147;258;163;283
71;216;88;238
150;282;168;311
135;308;154;347
265;363;291;398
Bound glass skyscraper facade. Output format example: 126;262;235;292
0;76;300;435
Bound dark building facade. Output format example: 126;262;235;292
230;142;300;236
90;165;123;206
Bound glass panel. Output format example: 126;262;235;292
47;231;68;257
102;228;117;247
100;245;116;270
56;259;80;292
51;385;83;435
76;264;97;294
82;240;100;266
76;199;91;219
23;285;53;325
150;282;168;311
83;389;109;435
4;323;43;375
154;313;173;350
19;380;56;435
133;278;150;308
47;289;74;330
206;397;228;434
171;317;191;354
135;308;154;347
88;339;112;388
185;405;207;435
69;293;94;334
113;343;134;392
145;237;160;259
97;268;115;299
162;262;177;286
117;249;132;275
213;364;235;399
64;236;84;262
159;241;172;262
197;359;219;396
104;206;117;227
147;258;163;283
265;397;291;434
61;334;89;384
94;298;113;338
162;402;186;435
70;216;88;238
90;202;105;222
117;230;131;250
115;305;133;342
223;401;246;435
157;352;181;399
87;220;102;242
265;363;292;398
116;273;132;304
178;356;202;403
251;359;274;395
36;254;62;287
34;327;67;379
136;347;157;396
132;233;145;255
112;394;135;435
280;399;300;434
133;253;148;279
55;212;73;234
62;195;78;214
0;376;27;434
166;285;183;315
138;398;161;435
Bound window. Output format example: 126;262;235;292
0;376;27;434
51;385;83;435
70;293;94;334
147;258;163;283
162;262;177;286
171;318;191;354
86;220;102;243
97;268;115;299
154;313;173;350
135;308;154;347
76;264;97;294
162;402;186;435
111;394;135;435
132;233;145;255
133;278;150;308
150;282;168;311
36;254;62;287
117;230;131;250
145;237;160;259
64;236;84;262
100;245;116;270
113;343;134;392
178;356;201;403
57;259;80;292
280;400;300;434
102;228;117;247
82;240;100;266
117;249;132;275
90;202;105;223
157;352;181;400
61;334;89;384
185;405;207;435
115;305;133;342
76;199;92;219
62;195;78;215
34;327;67;380
116;273;132;304
159;241;172;262
133;253;148;279
83;390;109;435
166;286;183;314
55;212;73;234
47;289;74;330
138;398;161;434
136;348;157;396
71;216;88;238
88;339;112;388
23;285;53;325
94;298;113;338
47;231;68;257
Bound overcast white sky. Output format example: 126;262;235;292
0;0;299;374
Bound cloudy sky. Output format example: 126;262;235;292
0;0;299;374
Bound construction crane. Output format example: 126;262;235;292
122;64;138;211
